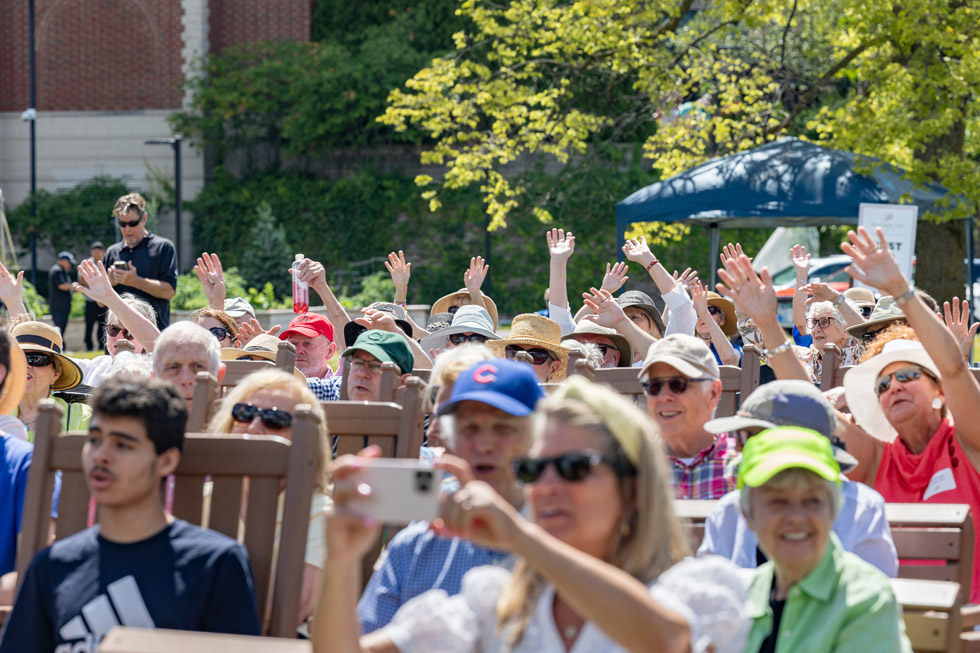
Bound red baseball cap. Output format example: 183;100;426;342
278;313;335;342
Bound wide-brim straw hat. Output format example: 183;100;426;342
11;322;82;391
431;289;499;329
845;295;905;340
561;320;633;368
487;314;568;380
0;339;26;415
420;305;500;352
705;292;738;337
843;339;940;442
220;334;307;380
616;291;666;337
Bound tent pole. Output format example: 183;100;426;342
708;225;720;288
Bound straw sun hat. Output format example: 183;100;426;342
487;314;569;379
431;290;499;329
11;322;82;391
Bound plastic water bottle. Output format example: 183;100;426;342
292;254;309;314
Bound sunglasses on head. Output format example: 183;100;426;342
504;345;553;365
106;324;134;340
642;376;710;396
208;326;230;342
25;353;53;368
807;316;834;330
231;402;293;429
874;366;928;396
118;217;142;228
449;333;488;346
512;451;633;484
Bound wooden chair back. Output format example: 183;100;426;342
717;364;742;418
892;578;963;653
569;358;597;381
18;399;320;638
590;367;647;410
221;359;276;388
187;371;219;432
339;360;399;401
411;368;432;384
739;344;762;398
274;340;297;372
819;343;845;391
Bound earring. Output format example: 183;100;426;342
932;398;943;410
620;521;631;538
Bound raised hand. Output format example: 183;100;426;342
716;254;777;324
791;244;810;276
73;259;114;304
621;236;655;267
600;262;629;294
581;287;627;328
193;252;226;309
943;297;980;360
841;227;906;296
294;257;329;294
546;228;575;262
236;318;280;347
463;256;490;293
801;282;838;304
355;307;400;333
720;242;749;267
690;278;710;317
672;267;699;292
384;250;412;292
0;261;26;310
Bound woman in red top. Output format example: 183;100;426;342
837;227;980;601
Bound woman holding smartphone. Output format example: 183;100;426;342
317;374;748;653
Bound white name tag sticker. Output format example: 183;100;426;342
923;467;957;501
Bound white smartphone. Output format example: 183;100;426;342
350;458;442;524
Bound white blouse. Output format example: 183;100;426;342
381;556;749;653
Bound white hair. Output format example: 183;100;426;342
106;293;157;330
562;340;604;370
740;467;842;521
153;321;221;376
807;301;847;330
107;351;154;378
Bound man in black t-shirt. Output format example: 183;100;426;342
103;193;177;329
0;376;260;652
47;252;74;337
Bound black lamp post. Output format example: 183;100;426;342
144;137;182;271
26;0;37;286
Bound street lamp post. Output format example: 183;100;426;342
27;0;37;286
144;137;182;271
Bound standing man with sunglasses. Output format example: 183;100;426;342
639;334;738;499
357;358;542;633
103;193;178;330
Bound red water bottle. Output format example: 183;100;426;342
292;254;309;314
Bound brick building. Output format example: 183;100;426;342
0;0;312;270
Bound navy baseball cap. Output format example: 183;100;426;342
437;358;543;417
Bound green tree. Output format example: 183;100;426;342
380;0;980;300
238;201;293;298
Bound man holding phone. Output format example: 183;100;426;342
357;358;543;633
103;193;178;329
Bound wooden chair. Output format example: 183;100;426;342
893;578;963;653
739;344;763;398
568;357;597;381
17;399;320;638
411;368;432;384
717;364;742;418
590;367;647;410
819;343;846;391
219;341;298;393
187;371;219;432
339;360;400;401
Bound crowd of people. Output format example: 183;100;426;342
0;190;977;650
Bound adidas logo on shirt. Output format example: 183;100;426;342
55;575;154;653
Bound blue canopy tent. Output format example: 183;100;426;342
615;138;968;293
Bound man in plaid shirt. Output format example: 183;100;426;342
639;334;738;499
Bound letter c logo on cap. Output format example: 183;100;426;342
473;364;498;384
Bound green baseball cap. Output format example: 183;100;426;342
737;426;842;489
342;329;414;374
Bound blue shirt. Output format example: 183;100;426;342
792;325;813;347
709;340;742;366
357;520;509;633
0;435;32;575
307;375;341;402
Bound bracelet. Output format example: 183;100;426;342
764;339;794;357
396;300;407;308
833;293;846;308
894;288;915;306
645;259;659;271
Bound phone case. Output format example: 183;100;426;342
352;459;442;524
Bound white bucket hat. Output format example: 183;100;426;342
420;305;499;353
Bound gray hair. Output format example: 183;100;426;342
740;467;842;521
106;293;158;330
107;351;154;378
562;340;604;370
807;301;846;330
153;321;221;376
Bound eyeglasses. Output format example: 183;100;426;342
426;384;441;408
641;376;711;396
25;353;53;368
106;324;134;340
512;452;633;484
707;306;721;317
349;357;383;373
807;316;834;330
874;366;927;396
504;345;553;365
593;343;618;357
118;218;142;228
208;326;230;342
449;333;488;346
231;402;293;429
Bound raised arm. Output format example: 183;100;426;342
573;261;628;322
545;229;576;334
843;226;980;456
355;309;432;370
463;256;490;312
582;287;657;359
0;262;29;318
802;282;865;328
193;252;226;310
297;258;351;351
384;251;429;338
623;237;693;337
691;279;739;365
74;259;161;352
791;244;811;334
942;297;978;362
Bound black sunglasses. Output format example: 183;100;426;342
25;353;53;368
504;344;553;365
862;329;880;343
208;326;230;342
512;451;634;484
641;376;710;396
106;324;134;340
860;307;873;319
449;333;488;346
707;305;721;316
447;305;460;314
874;366;926;396
231;402;293;429
118;217;142;228
593;343;618;356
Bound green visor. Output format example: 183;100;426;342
737;426;842;490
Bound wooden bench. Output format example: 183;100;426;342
892;578;963;653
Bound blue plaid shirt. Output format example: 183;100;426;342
357;520;510;633
307;375;341;401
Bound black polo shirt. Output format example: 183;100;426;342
103;232;177;329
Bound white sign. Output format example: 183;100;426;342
858;203;918;284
